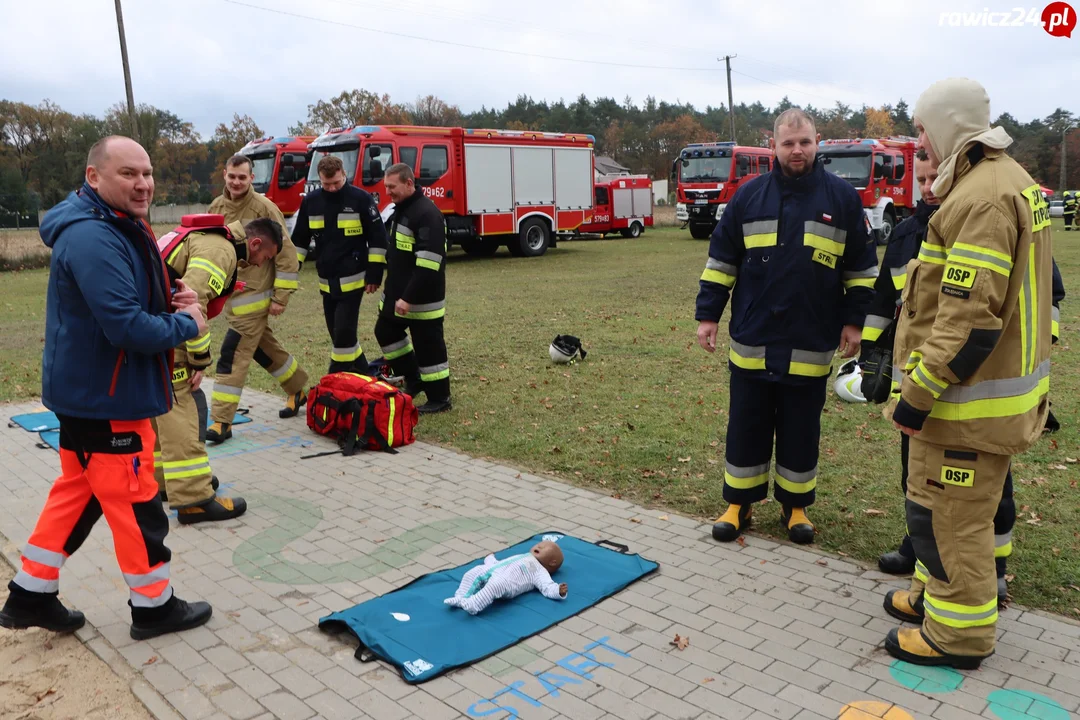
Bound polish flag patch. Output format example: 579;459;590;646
821;213;832;222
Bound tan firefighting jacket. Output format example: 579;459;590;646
208;187;300;317
891;143;1053;455
164;228;240;372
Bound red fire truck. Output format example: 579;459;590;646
304;125;595;257
577;175;653;238
673;142;774;239
237;135;315;232
817;136;920;244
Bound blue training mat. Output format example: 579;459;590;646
318;532;658;683
13;409;253;435
37;430;60;451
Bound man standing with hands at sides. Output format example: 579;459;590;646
291;155;387;373
881;78;1053;669
376;163;452;414
0;136;213;640
206;155;309;444
696;109;878;546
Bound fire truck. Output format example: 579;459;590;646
237;135;315;233
673;142;774;239
304;125;595;257
577;175;653;238
817;136;920;244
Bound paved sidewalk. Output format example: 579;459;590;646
2;385;1079;720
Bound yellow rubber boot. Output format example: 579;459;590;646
885;627;987;670
884;589;925;624
712;504;752;542
781;507;815;544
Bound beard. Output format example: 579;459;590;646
779;155;814;177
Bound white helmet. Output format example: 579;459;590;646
549;334;587;364
834;359;866;403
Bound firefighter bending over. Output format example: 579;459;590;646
154;216;282;523
695;109;877;545
376;163;452;414
207;155;309;443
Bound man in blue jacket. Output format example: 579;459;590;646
696;109;878;544
0;136;214;641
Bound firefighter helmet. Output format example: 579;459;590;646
834;359;866;403
549;335;587;364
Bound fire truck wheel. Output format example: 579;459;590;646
621;222;643;239
689;223;712;240
462;237;500;257
878;209;896;245
511;218;551;257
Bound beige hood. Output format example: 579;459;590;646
913;78;1012;198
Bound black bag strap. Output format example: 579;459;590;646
358;399;398;455
340;399;365;456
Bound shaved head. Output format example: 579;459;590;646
85;136;155;218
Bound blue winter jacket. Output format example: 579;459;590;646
39;184;198;420
695;157;879;383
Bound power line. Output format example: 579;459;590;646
730;69;845;106
224;0;726;72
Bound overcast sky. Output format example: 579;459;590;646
3;0;1078;139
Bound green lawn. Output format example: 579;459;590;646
3;223;1079;615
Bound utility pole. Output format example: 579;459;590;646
1061;124;1074;193
114;0;139;142
722;55;737;143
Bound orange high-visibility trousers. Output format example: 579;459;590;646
13;416;174;610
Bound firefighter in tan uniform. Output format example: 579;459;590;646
207;155;310;443
153;217;282;523
882;78;1054;669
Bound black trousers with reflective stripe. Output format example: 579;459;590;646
322;292;368;374
722;372;826;508
374;314;449;401
897;433;1015;576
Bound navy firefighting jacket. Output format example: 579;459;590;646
695;157;878;383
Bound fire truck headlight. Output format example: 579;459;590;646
676;202;688;221
715;204;727;220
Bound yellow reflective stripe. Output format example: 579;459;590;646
337;219;362;228
340;277;366;292
233;298;271;315
804;234;845;256
905;351;922;371
186;334;212;353
318;279;331;293
843;277;876;290
331;346;362;362
892;273;907;290
918;242;947;265
387;395;396;447
416;258;440;271
368;252;387;264
212;389;242;403
724;467;770;490
924;594;998;629
744;233;777;249
1052;319;1060;339
161;456;209;469
701;268;736;287
729;346;765;370
912;361;948;398
789;361;832;377
274;278;298;289
774;473;817;495
1022;183;1052;231
914;561;929;585
407;308;445;320
384;343;413;360
309;216;325;229
862;326;884;342
188;258;227;286
1025;245;1037;374
948;242;1013;277
164;466;211;480
929;375;1049;421
995;541;1013;558
273;356;300;384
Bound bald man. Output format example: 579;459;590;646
0;136;213;641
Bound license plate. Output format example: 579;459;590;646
694;199;708;205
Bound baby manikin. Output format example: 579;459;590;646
444;540;568;615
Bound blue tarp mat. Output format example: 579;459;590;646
318;532;658;683
13;409;252;434
37;430;60;451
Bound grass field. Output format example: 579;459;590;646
2;222;1079;615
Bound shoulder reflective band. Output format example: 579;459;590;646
741;220;778;249
368;247;387;264
917;242;947;265
843;265;878;289
948;243;1013;278
309;215;325;229
416;251;443;271
803;220;847;256
275;271;299;290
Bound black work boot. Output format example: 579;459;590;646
206;422;231;444
129;593;212;640
780;506;816;545
997;557;1009;607
417;397;452;414
279;390;307;419
404;377;424;400
0;581;85;633
878;550;916;575
712;503;752;542
176;495;247;525
161;476;218;503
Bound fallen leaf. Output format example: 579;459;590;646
864;509;886;517
816;559;828;567
677;456;691;463
1049;464;1068;471
837;551;849;557
144;656;158;665
735;536;746;547
630;517;642;523
670;633;690;650
659;515;669;520
702;677;715;684
36;688;56;702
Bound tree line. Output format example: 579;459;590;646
2;90;1077;222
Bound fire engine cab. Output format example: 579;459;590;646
577;175;653;238
304;125;595;257
817;136;920;244
238;135;315;233
673;142;774;239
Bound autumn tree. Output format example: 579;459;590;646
863;106;895;138
648;115;714;178
407;95;462;127
300;89;410;132
103;102;207;204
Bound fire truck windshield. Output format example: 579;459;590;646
680;156;732;183
248;154;275;193
307;147;360;183
821;152;871;188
